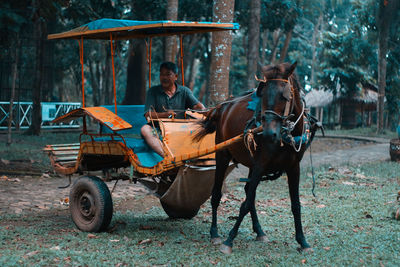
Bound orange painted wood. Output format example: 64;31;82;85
52;107;132;131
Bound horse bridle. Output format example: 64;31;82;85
255;76;306;151
256;76;295;121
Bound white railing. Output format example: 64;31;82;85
0;102;81;129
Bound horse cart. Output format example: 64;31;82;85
43;19;239;232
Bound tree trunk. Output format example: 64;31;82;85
310;13;323;89
7;36;20;146
188;58;199;91
260;29;268;66
182;34;200;87
103;45;113;105
28;6;46;135
122;40;147;105
207;0;235;106
246;0;261;89
164;0;178;62
278;27;293;63
88;59;100;106
270;29;283;64
377;29;388;133
377;0;399;133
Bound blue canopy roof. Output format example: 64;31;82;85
48;18;239;40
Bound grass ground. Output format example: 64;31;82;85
0;161;399;266
0;131;79;171
324;126;397;140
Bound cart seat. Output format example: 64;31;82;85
97;105;163;168
94;136;163;168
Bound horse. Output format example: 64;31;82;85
193;62;321;254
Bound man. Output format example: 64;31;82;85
141;62;205;157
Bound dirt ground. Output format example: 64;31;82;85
0;137;386;217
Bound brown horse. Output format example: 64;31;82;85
194;62;321;254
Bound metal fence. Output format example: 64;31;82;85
0;102;81;130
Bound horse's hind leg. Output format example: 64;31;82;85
245;170;267;241
210;150;231;245
220;168;262;254
287;164;311;249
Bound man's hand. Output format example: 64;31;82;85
165;110;176;118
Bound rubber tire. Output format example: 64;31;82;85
160;199;199;219
69;176;113;232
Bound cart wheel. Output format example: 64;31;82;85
69;176;113;232
160;200;199;219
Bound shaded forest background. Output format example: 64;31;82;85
1;0;399;135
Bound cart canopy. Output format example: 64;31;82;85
48;18;239;40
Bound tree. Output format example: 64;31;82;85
28;0;47;135
122;40;147;104
122;0;165;105
207;0;235;106
246;0;261;89
376;0;400;133
0;1;27;143
164;0;178;62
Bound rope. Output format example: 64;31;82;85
244;129;257;157
148;106;161;140
291;100;305;153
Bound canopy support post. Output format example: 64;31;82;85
110;33;117;115
79;37;85;108
179;35;185;86
145;38;152;88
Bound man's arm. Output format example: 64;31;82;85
144;86;176;118
193;102;205;110
144;110;176;119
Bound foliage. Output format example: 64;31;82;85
261;0;302;33
1;0;400;129
319;29;375;96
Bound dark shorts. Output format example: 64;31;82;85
143;122;162;140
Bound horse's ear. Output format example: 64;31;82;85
287;61;297;77
256;82;265;97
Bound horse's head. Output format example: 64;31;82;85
256;62;297;143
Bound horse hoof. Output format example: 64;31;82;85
297;247;313;253
256;235;268;242
219;244;232;255
211;237;222;245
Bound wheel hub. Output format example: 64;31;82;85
79;192;95;219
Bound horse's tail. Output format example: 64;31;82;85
192;106;220;142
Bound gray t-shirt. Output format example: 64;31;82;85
144;84;200;119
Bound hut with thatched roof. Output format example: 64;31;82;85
304;83;379;129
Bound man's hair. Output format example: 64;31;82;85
160;61;178;74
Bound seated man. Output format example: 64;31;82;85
141;62;205;157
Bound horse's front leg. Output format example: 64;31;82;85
245;169;267;242
220;168;262;254
210;150;231;245
287;163;311;250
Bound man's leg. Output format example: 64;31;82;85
140;125;164;157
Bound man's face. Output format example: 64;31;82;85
160;67;178;89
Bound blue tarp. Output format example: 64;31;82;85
84;18;239;31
